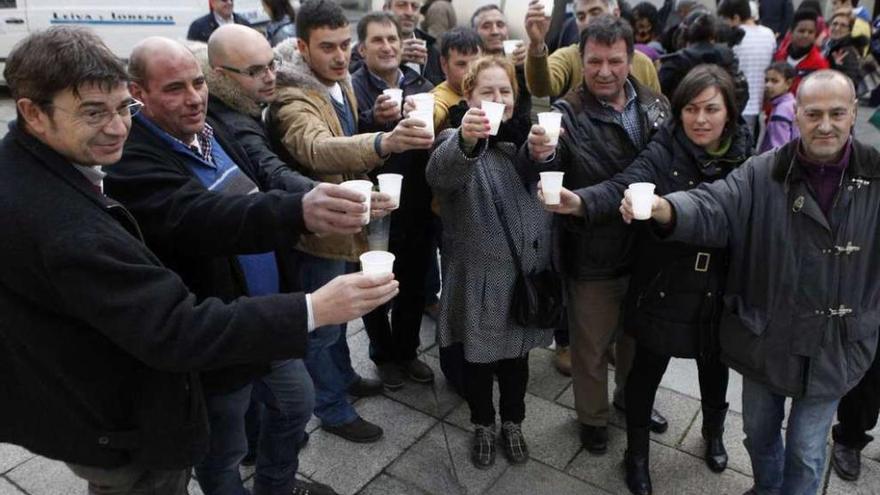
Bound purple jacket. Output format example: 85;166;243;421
759;92;799;153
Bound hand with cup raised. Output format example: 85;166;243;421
527;124;559;161
539;185;583;216
310;272;399;327
302;183;372;235
619;191;673;224
460;107;491;148
370;191;396;219
380;117;435;155
401;38;428;66
372;94;402;126
525;0;550;57
511;41;528;67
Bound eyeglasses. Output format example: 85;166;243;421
49;98;143;128
220;58;280;79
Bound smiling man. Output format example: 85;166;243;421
188;0;252;42
636;70;880;495
0;26;398;495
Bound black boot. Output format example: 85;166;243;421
624;426;652;495
701;405;729;473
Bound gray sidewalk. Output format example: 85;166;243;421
1;105;880;495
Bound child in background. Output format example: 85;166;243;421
759;62;800;153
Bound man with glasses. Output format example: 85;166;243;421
0;26;398;495
105;35;392;494
188;0;252;43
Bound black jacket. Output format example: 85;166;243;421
578;121;752;357
826;35;868;88
0;123;308;469
351;64;435;227
658;42;750;114
350;29;445;86
187;12;252;42
666;138;880;398
517;79;669;280
105;116;309;395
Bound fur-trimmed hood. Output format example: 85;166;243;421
189;43;264;119
273;38;354;97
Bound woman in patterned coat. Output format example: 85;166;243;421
426;56;555;470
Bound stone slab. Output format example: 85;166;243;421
382;354;463;419
526;347;573;403
567;424;753;495
0;478;23;495
825;455;880;495
484;459;610;495
6;457;82;495
298;396;435;495
0;446;33;475
386;423;508;495
358;473;433;495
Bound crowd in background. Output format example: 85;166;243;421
1;1;880;495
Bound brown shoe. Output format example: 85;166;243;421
554;346;571;376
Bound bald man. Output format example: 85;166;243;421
104;36;382;495
629;70;880;495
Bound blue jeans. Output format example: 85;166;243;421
195;359;314;495
742;377;840;495
297;251;359;426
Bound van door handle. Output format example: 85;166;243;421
5;18;25;24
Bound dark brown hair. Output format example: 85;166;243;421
4;26;128;114
671;64;738;142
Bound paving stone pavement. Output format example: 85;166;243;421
1;103;880;494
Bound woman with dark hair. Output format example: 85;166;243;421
632;2;665;53
262;0;297;46
658;11;750;113
545;65;753;495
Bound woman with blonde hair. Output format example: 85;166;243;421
427;56;556;469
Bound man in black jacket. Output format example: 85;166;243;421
187;0;252;42
104;36;395;495
521;15;670;454
351;11;436;390
0;26;397;495
350;0;445;85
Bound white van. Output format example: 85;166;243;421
0;0;268;79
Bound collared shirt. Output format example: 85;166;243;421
214;12;234;27
596;79;644;149
166;123;215;165
367;68;405;90
74;164;106;193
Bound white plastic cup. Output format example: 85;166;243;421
360;250;396;275
503;39;522;56
542;0;554;17
382;88;403;113
540;171;565;205
481;100;505;136
377;173;403;209
340;179;373;224
409;109;434;138
411;93;435;113
628;182;656;220
537;112;562;146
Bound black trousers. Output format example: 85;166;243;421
833;337;880;450
463;356;530;426
625;343;729;430
362;216;434;364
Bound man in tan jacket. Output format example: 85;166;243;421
268;0;433;444
524;0;661;98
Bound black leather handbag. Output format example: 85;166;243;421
486;167;565;329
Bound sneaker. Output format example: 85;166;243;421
321;417;383;443
347;375;384;397
403;358;435;383
377;363;405;390
291;479;338;495
500;421;529;464
554;346;571;376
471;424;496;469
